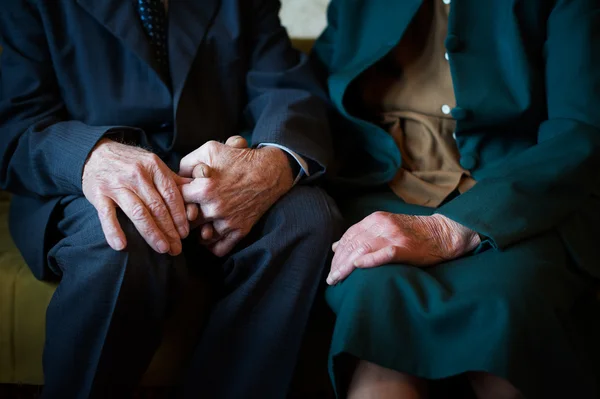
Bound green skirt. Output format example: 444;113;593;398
326;191;600;398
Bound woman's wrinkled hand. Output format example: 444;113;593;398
327;212;481;285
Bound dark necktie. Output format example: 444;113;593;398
136;0;169;73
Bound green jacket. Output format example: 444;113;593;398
313;0;600;276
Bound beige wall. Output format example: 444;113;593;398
280;0;330;39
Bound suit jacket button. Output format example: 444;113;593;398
445;35;462;53
160;122;172;129
460;154;478;170
451;107;469;121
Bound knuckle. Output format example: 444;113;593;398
355;242;371;256
369;222;382;233
97;206;114;220
204;140;219;151
90;185;106;198
115;172;131;185
345;240;359;253
143;153;160;168
147;200;169;219
128;162;145;178
371;211;389;223
130;203;147;221
339;235;350;246
162;186;179;204
386;246;398;259
387;225;402;236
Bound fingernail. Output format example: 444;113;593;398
113;238;125;251
332;241;339;251
180;226;189;238
327;270;340;285
171;241;182;255
157;240;169;253
200;165;209;178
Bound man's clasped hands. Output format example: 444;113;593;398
82;135;295;258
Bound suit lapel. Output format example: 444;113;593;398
76;0;166;80
167;0;222;112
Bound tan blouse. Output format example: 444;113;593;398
351;0;476;207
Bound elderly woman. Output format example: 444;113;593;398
312;0;600;398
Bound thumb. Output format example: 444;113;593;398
192;162;213;178
225;135;248;149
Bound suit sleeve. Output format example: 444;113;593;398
243;0;333;179
435;0;600;249
0;2;141;197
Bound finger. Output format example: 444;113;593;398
332;214;384;269
173;175;194;186
328;239;368;285
353;246;401;269
225;135;248;148
192;162;212;178
328;227;386;285
181;178;212;204
155;168;190;240
326;263;356;286
340;235;391;279
330;221;370;276
186;203;199;222
95;196;127;251
208;231;242;257
179;141;219;177
135;176;183;255
114;189;171;254
201;224;214;241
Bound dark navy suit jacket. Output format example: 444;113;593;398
0;0;332;280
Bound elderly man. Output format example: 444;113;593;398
0;0;339;398
312;0;600;398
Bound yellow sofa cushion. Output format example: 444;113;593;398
0;199;55;384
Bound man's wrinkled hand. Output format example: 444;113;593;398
186;136;250;243
327;212;481;285
179;138;294;257
82;138;191;255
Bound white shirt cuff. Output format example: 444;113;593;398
258;143;310;185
